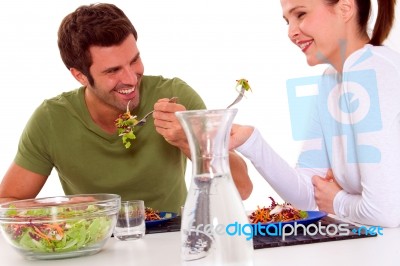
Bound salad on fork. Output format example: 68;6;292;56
114;97;178;149
114;79;251;149
226;79;252;109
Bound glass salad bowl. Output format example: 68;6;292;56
0;193;120;260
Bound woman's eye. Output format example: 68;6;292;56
297;12;305;19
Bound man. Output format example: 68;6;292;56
0;3;252;212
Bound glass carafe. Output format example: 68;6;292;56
176;109;253;266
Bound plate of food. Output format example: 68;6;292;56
145;207;177;227
248;197;327;229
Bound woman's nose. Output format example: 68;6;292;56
288;24;300;41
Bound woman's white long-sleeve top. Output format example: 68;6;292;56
237;44;400;227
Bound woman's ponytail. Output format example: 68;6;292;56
369;0;396;45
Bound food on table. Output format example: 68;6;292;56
1;204;113;253
145;207;162;221
249;197;308;223
114;101;139;149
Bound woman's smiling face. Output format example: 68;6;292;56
281;0;347;68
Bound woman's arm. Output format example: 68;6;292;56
233;127;319;210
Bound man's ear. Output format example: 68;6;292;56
70;68;89;87
339;0;356;22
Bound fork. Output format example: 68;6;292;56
134;97;178;126
226;85;246;109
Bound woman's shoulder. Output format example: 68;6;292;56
345;44;400;72
369;44;400;57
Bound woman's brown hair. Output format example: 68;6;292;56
325;0;396;46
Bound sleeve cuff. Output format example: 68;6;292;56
236;128;260;158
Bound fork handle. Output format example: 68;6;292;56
135;97;179;126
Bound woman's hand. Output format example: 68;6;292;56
312;169;342;214
229;124;254;150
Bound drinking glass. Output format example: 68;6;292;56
114;200;146;241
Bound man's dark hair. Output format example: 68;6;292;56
58;3;138;85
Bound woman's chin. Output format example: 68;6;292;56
306;57;326;67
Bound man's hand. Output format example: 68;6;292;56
153;98;191;157
312;169;342;214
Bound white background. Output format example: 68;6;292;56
0;0;399;210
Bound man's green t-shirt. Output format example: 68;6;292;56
14;75;206;212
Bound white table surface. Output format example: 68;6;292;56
1;227;399;266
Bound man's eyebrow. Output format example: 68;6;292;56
131;52;141;63
101;52;141;74
102;65;120;74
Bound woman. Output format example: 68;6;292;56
230;0;400;227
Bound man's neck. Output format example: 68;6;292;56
84;88;119;134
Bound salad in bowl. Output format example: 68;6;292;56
0;193;120;260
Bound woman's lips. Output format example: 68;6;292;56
297;40;314;52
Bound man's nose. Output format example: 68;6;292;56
121;67;138;85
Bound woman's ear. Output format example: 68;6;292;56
70;68;89;87
339;0;356;22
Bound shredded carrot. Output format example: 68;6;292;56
249;197;305;224
31;223;65;242
145;207;162;221
32;225;51;242
44;223;64;238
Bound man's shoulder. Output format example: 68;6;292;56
141;75;205;109
141;75;197;97
142;75;187;87
29;88;84;121
39;88;83;109
45;87;82;103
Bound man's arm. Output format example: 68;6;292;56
0;162;47;204
229;151;253;200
